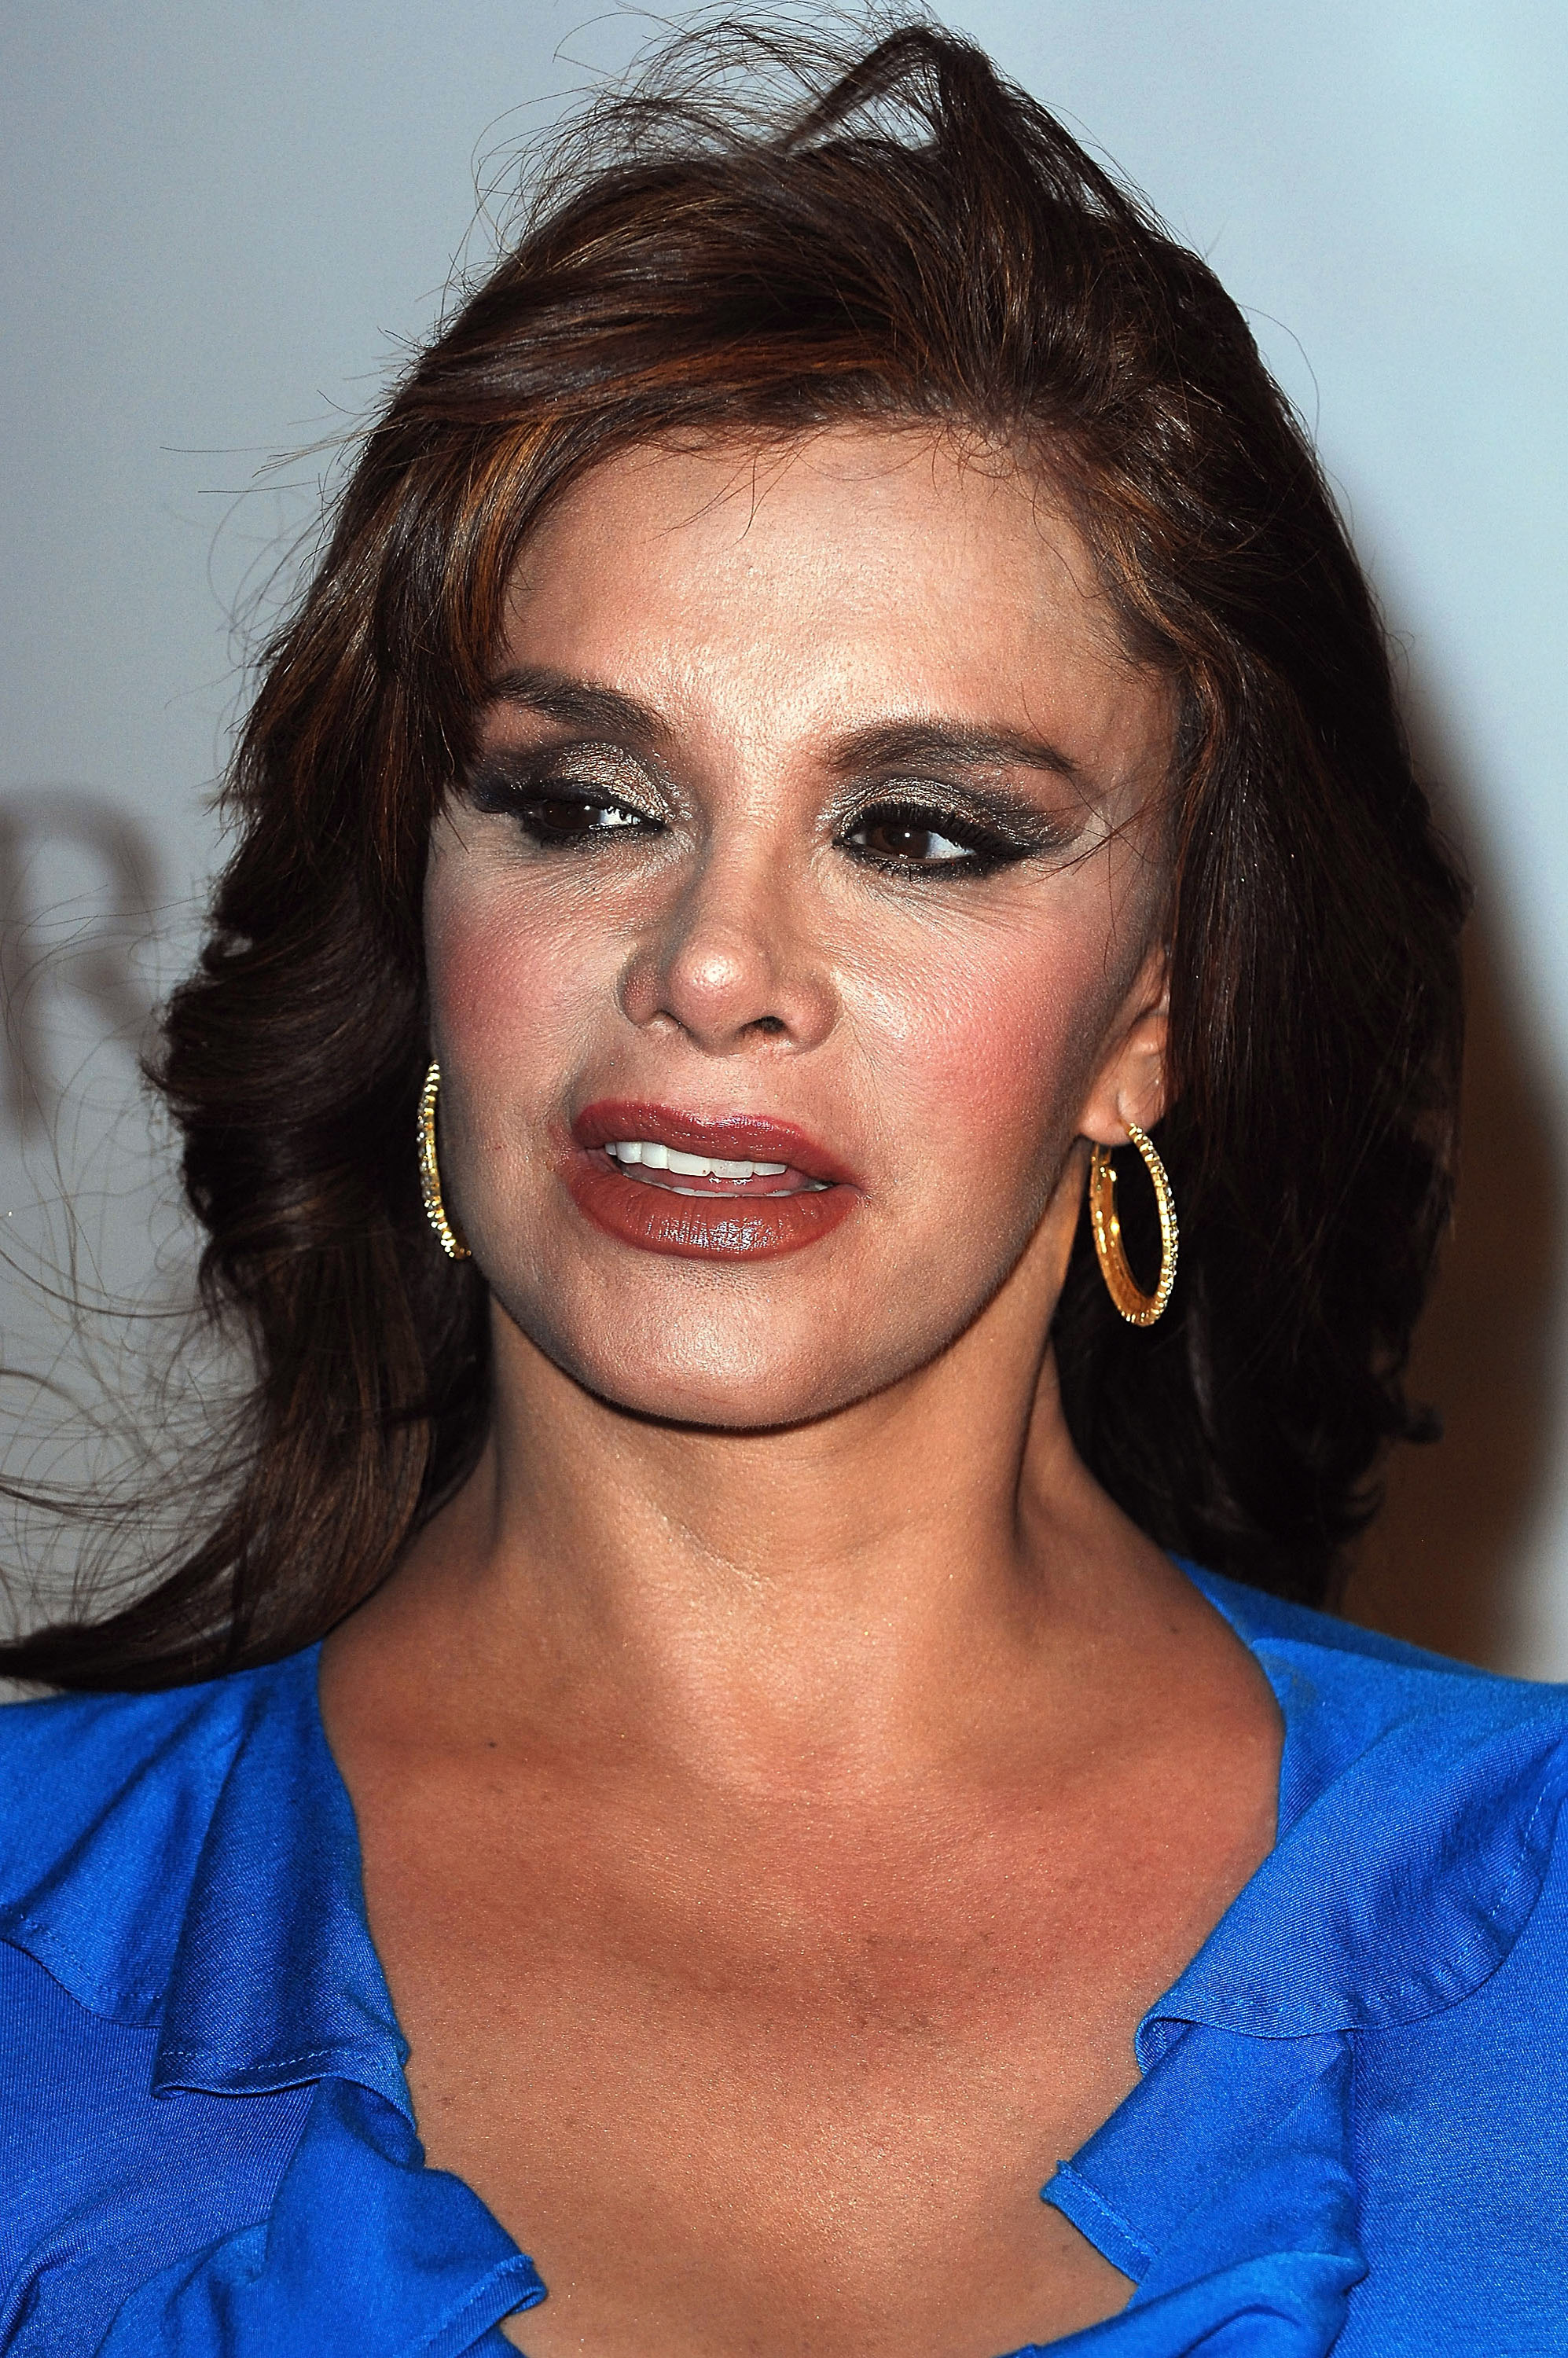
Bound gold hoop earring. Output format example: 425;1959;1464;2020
418;1061;471;1260
1088;1122;1176;1326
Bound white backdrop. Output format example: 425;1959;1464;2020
2;3;1564;1665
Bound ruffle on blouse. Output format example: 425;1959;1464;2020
90;2049;1363;2358
1034;2033;1363;2354
91;2046;1364;2357
92;2079;542;2358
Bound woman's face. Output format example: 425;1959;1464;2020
424;426;1173;1428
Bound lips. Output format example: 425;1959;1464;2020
567;1100;859;1262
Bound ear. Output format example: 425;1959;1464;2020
1077;938;1170;1147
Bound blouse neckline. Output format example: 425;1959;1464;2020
5;1559;1568;2356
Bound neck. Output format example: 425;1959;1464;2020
379;1206;1167;1780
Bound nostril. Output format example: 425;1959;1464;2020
749;1015;788;1037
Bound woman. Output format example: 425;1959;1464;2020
1;20;1560;2356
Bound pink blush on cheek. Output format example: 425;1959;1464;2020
424;894;610;1144
887;953;1110;1191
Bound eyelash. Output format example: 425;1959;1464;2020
467;769;662;847
470;770;1040;879
838;799;1034;879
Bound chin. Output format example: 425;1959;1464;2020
491;1273;907;1433
571;1336;879;1434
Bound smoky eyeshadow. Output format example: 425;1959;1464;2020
834;776;1089;861
462;740;1092;873
465;740;662;818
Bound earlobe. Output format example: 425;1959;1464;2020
1078;942;1171;1148
1119;1019;1170;1138
1113;1002;1170;1140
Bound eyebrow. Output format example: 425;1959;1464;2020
484;665;1086;789
826;719;1086;790
485;664;678;755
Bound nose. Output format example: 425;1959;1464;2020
616;839;839;1056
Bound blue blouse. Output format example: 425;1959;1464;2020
2;1563;1567;2356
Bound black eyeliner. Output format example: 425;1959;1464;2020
835;783;1080;878
464;746;665;838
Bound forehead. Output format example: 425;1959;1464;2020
498;425;1166;779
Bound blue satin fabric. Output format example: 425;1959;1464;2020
2;1564;1567;2356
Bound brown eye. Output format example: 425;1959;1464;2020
843;803;1010;870
860;817;946;861
515;792;654;845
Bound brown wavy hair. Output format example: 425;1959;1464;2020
2;17;1467;1689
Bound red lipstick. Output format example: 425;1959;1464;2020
567;1100;859;1262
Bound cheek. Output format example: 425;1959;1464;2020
854;911;1121;1190
424;874;615;1118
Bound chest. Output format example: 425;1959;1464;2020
351;1753;1271;2358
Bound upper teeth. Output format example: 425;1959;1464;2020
607;1140;790;1178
